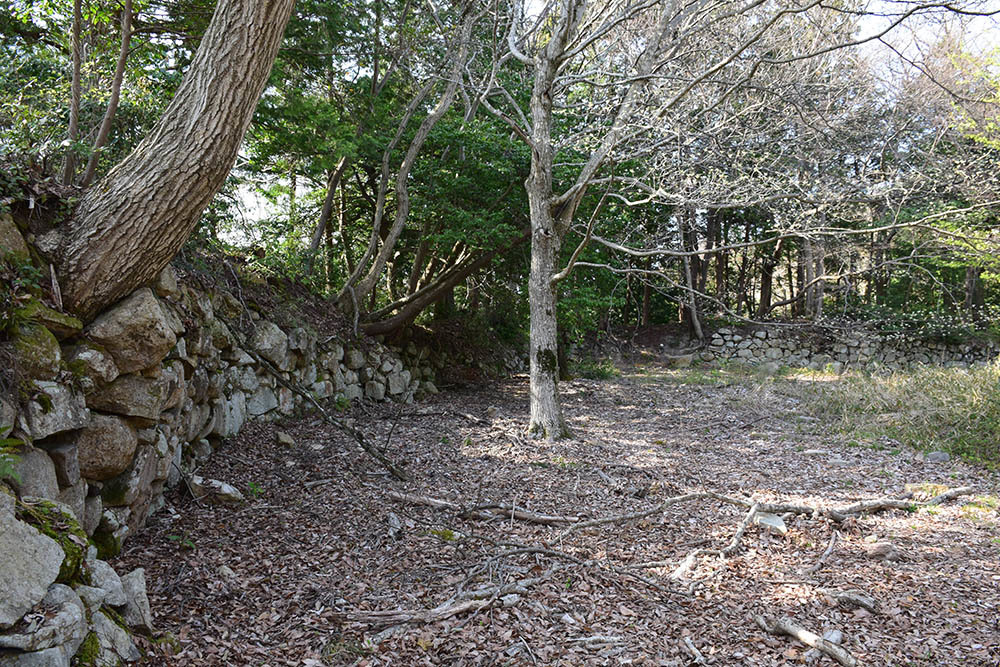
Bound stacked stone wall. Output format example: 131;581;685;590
1;246;442;663
702;325;998;372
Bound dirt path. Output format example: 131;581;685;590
117;367;1000;666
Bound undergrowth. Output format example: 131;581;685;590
783;361;1000;467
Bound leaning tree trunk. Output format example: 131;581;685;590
48;0;295;320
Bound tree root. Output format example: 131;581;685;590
753;614;857;667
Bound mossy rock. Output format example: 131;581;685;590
14;321;62;379
17;301;82;340
74;630;101;666
15;496;91;585
91;525;123;560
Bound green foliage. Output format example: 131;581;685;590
167;532;196;550
0;249;43;336
0;433;21;482
246;481;263;499
572;358;619;380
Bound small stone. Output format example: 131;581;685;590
188;476;244;504
275;431;295;447
754;512;787;535
925;451;950;463
866;542;900;561
217;565;236;579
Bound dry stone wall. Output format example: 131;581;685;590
1;253;439;664
701;326;998;372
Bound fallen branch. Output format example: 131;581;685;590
753;614;857;667
388;491;580;526
802;530;839;576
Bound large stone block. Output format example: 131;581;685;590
246;387;278;416
22;382;89;442
74;415;138;481
8;446;59;501
210;391;246;438
0;584;86;653
250;321;288;368
101;445;156;509
86;375;168;423
85;288;176;374
0;508;64;629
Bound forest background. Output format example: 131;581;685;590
2;0;999;437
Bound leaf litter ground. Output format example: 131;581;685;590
116;366;1000;666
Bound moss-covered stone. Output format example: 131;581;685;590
15;497;91;585
74;630;101;666
16;301;83;340
14;321;62;379
91;525;123;560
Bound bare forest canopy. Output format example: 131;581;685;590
1;0;999;436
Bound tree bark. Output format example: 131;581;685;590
50;0;295;320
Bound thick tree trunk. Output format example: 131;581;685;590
49;0;295;320
527;217;569;439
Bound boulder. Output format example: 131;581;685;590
34;442;79;489
210;391;246;438
344;348;365;370
277;388;294;414
120;569;153;633
66;344;119;391
22;383;89;441
250;321;288;368
100;446;156;509
0;397;15;437
0;647;70;666
85;288;176;374
0;506;64;628
153;265;178;298
0;585;86;653
87;375;168;423
364;380;385;401
15;323;61;381
386;372;407;395
55;480;87;526
83;495;102;536
74;415;138;481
